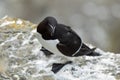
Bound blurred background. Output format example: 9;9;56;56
0;0;120;53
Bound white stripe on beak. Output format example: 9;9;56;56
48;23;55;36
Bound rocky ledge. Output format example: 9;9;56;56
0;16;120;80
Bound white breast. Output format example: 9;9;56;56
34;32;71;59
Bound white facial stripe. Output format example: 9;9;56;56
48;23;55;34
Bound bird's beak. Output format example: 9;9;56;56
48;23;55;36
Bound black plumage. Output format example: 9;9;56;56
36;16;101;73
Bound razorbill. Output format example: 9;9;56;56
35;16;101;73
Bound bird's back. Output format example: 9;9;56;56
54;24;82;57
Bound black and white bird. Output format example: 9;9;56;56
35;16;101;73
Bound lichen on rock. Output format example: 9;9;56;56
0;16;120;80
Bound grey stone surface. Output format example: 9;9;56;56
0;17;120;80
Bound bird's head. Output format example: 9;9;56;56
37;17;57;40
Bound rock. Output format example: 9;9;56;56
0;16;120;80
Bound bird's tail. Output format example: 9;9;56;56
74;43;101;56
85;48;101;56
